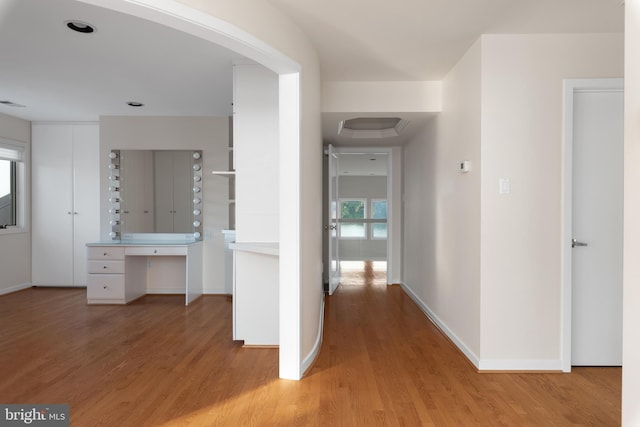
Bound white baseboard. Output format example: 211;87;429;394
478;359;563;371
145;288;185;295
400;282;481;368
0;282;32;295
203;289;231;295
401;282;563;372
302;295;325;376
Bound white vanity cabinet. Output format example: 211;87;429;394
86;246;142;304
86;241;203;305
32;123;100;287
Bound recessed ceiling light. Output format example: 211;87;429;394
65;20;96;34
126;102;144;107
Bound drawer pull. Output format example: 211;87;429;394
103;252;108;256
154;249;158;254
103;285;107;289
103;266;108;269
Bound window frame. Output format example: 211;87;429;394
370;198;388;240
0;137;28;235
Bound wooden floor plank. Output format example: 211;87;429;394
0;269;621;426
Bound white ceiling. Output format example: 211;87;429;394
0;0;625;143
0;0;238;122
268;0;624;81
338;152;389;177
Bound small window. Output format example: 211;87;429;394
339;199;366;239
0;159;16;227
371;199;387;239
0;138;26;233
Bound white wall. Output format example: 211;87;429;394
403;32;623;371
0;113;31;294
403;39;482;362
322;81;442;112
480;34;623;367
338;175;387;260
100;116;230;294
624;4;640;425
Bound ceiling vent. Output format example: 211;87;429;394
338;117;409;139
0;100;26;108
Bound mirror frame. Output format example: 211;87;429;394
108;149;203;241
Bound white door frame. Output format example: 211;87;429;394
561;78;623;372
329;146;402;285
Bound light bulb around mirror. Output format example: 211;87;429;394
108;152;118;159
193;220;201;227
193;175;201;182
193;186;201;193
108;164;119;170
108;197;120;203
193;197;201;205
109;231;117;238
193;232;201;239
193;209;201;216
192;152;201;160
192;164;201;171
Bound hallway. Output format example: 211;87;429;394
312;262;621;425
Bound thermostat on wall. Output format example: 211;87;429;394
460;160;470;173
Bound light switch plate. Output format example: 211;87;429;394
499;178;511;194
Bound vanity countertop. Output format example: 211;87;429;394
88;240;202;247
229;242;279;256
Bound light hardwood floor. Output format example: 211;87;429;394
0;270;620;426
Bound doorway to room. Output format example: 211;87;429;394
324;145;401;295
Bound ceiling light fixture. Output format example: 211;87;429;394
65;20;96;34
126;101;144;107
338;117;409;139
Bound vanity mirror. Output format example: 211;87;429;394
108;149;203;240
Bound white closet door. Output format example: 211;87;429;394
72;124;100;286
32;124;74;286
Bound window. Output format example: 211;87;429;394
0;159;16;227
339;199;366;239
0;138;26;233
371;199;387;239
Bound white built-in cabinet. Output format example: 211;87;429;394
31;123;100;287
231;62;280;346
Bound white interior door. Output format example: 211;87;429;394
571;86;623;366
327;144;340;295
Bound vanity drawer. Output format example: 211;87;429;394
88;260;125;274
125;246;187;256
87;274;125;300
88;246;125;260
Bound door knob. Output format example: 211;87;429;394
572;238;588;248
